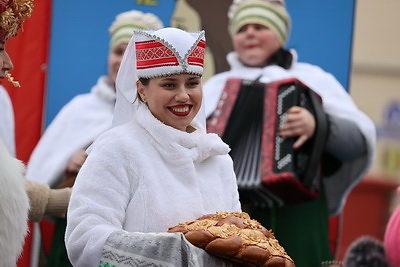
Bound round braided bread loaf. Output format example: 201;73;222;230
168;212;295;267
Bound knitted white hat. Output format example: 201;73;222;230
228;0;291;45
113;27;206;127
108;10;164;51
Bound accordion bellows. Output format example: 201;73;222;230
168;212;295;267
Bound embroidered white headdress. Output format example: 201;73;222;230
113;27;206;127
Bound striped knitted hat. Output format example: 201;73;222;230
228;0;291;46
108;10;163;51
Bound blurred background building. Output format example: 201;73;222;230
351;0;400;181
338;0;400;260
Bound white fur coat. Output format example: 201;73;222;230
0;140;29;266
65;103;241;266
0;85;16;156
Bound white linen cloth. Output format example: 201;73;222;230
100;231;234;267
65;103;241;267
26;76;116;186
203;51;376;215
0;85;16;156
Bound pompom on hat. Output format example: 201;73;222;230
228;0;291;46
108;10;163;51
0;0;34;40
113;27;206;127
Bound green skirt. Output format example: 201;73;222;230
47;217;72;267
244;192;332;267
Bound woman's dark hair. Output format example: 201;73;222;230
267;48;293;69
138;78;150;86
136;78;150;103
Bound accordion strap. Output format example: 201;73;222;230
303;90;328;189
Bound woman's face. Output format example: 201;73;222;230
233;23;281;67
0;40;14;78
108;42;128;86
137;73;202;131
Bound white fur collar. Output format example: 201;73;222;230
135;103;229;163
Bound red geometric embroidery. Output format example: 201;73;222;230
136;40;179;69
188;39;205;67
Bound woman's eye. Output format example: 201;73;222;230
113;49;124;56
237;25;248;33
162;83;174;88
187;82;199;88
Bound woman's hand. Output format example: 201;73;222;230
66;149;88;174
279;106;316;149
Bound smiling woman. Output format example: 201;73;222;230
24;9;164;266
137;74;202;131
64;27;242;266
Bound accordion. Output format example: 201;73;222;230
207;78;328;206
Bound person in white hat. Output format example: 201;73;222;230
203;0;376;266
65;27;242;266
25;10;163;266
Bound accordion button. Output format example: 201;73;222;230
210;118;218;126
